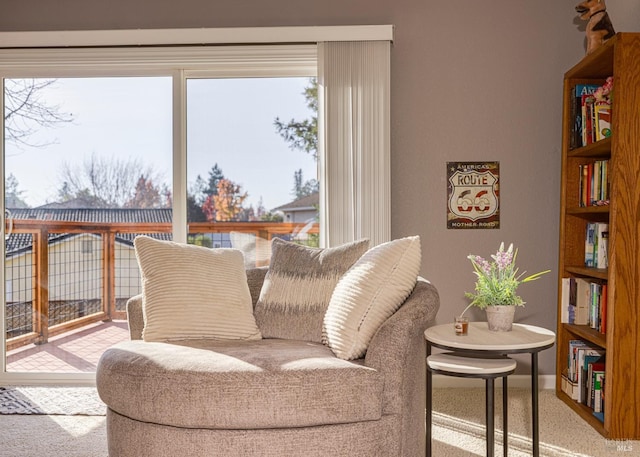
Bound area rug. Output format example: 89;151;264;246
0;386;106;415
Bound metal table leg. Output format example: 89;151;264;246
503;375;508;457
426;341;432;457
532;352;539;457
486;378;495;457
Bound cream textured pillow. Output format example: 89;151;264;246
323;236;421;360
134;236;261;342
254;238;370;342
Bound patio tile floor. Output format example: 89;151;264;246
6;320;129;373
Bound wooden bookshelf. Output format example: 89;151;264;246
556;33;640;440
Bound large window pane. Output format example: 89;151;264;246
186;77;319;265
4;77;172;373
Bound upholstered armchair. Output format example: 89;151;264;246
97;237;440;457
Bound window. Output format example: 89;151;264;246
0;28;391;383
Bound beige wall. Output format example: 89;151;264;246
2;0;639;375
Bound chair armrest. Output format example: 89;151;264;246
364;277;439;454
365;278;439;413
126;294;144;340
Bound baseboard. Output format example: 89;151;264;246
432;374;556;390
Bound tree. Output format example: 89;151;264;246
57;153;169;208
292;168;319;199
4;79;74;148
202;178;248;222
187;194;207;222
274;78;318;160
205;164;225;197
5;173;29;208
125;175;168;209
275;79;319;202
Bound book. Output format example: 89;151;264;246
574;278;591;325
585;222;596;267
568;340;588;381
581;93;596;146
572;84;600;149
600;284;608;334
595;102;612;141
577;347;605;403
584;357;605;406
588;362;606;408
595;223;609;268
593;372;605;413
589;283;600;329
561;277;570;324
561;369;580;401
579;160;610;207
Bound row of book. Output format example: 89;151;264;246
585;222;608;269
560;277;607;333
579;160;609;207
570;79;613;150
561;340;605;422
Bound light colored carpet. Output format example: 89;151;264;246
0;386;106;415
431;388;639;456
1;387;638;457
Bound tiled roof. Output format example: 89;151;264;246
5;207;173;256
7;207;172;224
273;192;319;212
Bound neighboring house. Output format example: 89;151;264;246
272;192;319;224
5;207;172;313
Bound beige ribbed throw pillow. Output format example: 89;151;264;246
323;236;421;360
134;236;261;342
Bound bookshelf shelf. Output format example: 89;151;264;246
567;137;611;158
557;33;640;440
562;323;607;349
557;390;607;434
564;265;608;280
566;207;609;222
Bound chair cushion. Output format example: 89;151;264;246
97;339;383;430
134;236;261;342
254;238;369;342
323;236;421;360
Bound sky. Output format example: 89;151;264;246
4;76;317;211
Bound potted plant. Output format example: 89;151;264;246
462;242;550;331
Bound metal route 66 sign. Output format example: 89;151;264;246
447;162;500;229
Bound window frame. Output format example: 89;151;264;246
0;26;392;384
0;44;317;384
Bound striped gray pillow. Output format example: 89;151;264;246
254;238;369;342
134;236;262;342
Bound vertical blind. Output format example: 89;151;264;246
318;41;391;248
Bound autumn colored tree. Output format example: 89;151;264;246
202;178;248;222
125;175;170;209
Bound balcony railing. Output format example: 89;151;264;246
5;219;318;351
